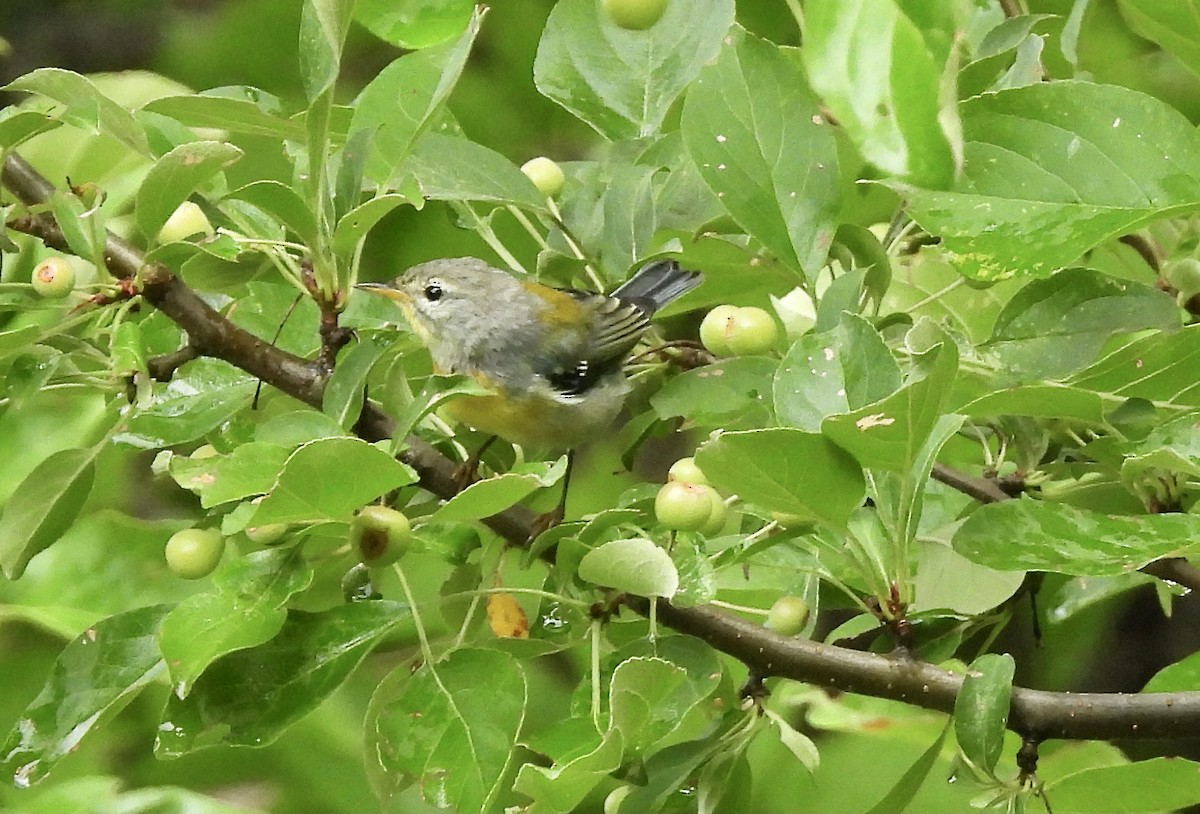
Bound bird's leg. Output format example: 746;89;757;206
453;435;497;492
529;449;575;541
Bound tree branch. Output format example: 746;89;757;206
632;598;1200;740
6;149;1200;746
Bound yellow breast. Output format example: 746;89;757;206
443;386;625;452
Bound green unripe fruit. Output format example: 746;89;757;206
699;485;728;536
352;505;412;567
157;201;214;243
520;156;565;198
725;306;779;355
245;523;288;546
601;0;668;30
31;257;75;299
699;305;739;357
1164;258;1200;299
655;481;712;531
667;456;707;486
765;595;809;636
165;528;225;579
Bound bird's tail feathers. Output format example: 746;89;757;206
612;259;703;314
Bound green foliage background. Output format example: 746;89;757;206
3;1;1200;813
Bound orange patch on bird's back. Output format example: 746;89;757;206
522;282;585;326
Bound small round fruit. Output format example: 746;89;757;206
157;201;214;243
521;156;565;198
667;456;707;486
31;257;75;299
654;481;712;531
352;505;412;567
601;0;668;30
165;528;225;579
699;304;739;357
245;523;288;546
725;306;779;355
765;595;809;636
699;485;728;536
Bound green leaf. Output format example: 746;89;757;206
354;0;474;49
404;133;546;210
651;357;777;430
954;653;1014;778
4;67;150;155
49;190;105;268
0;512;195;618
865;721;952;814
1068;325;1200;407
0;109;59;149
896;413;965;552
513;730;622;814
1117;0;1200;79
158;548;314;697
914;540;1025;616
331;194;419;260
803;0;958;188
694;428;865;529
136;141;243;240
299;0;355;102
682;29;840;280
822;341;959;473
985;268;1180;379
1125;411;1200;482
248;437;417;526
0;447;99;579
2;604;170;787
143;91;306;141
223;181;319;246
1143;651;1200;693
578;538;678;598
903;82;1200;281
774;314;901;431
957;385;1105;421
156;601;411;756
953;498;1200;576
615;737;723;813
1043;757;1200;813
118;359;257;449
350;14;480;182
669;539;716;608
167;442;291;508
609;657;700;754
371;648;526;813
433;458;567;522
763;708;820;773
534;0;735;140
696;746;754;814
322;335;389;429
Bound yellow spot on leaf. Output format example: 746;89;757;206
487;591;529;639
855;413;895;430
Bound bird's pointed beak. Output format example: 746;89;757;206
354;281;407;302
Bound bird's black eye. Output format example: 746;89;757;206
423;283;443;302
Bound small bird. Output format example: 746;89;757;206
358;257;703;527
